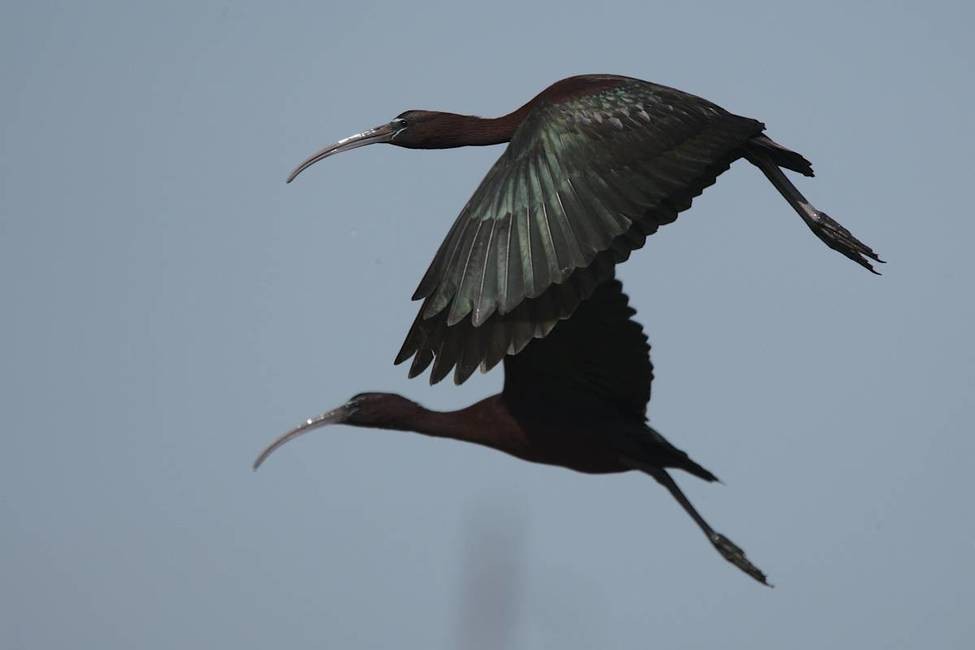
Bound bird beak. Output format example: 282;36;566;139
286;121;402;183
252;401;358;470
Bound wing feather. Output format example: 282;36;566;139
503;276;653;423
398;77;764;382
471;216;501;327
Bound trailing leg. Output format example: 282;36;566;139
626;459;771;586
746;145;882;273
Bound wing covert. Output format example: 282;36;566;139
400;78;763;383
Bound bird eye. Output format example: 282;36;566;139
393;118;408;129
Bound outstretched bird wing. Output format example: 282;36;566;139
499;274;771;585
398;78;764;384
502;275;652;424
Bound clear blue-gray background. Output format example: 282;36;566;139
2;1;972;648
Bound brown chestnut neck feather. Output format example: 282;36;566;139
407;109;531;149
405;76;626;149
347;393;494;445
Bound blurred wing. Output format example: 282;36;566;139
399;78;763;383
502;276;652;423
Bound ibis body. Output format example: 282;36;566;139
288;74;880;385
256;277;770;584
265;74;883;585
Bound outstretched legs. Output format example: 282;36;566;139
626;458;771;585
746;148;883;274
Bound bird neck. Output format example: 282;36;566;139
464;108;532;146
349;394;503;447
458;75;626;147
382;403;467;439
419;106;533;148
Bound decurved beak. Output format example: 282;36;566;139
252;402;357;470
286;121;401;183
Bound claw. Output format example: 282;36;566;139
711;532;772;586
747;149;882;275
809;210;883;275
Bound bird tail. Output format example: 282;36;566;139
746;134;814;177
644;426;720;483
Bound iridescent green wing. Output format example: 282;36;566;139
399;79;763;384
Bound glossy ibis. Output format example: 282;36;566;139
255;277;771;584
288;74;881;384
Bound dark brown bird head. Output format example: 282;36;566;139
387;110;496;149
286;110;514;183
343;391;422;427
252;392;420;470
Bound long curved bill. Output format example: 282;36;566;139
252;403;355;470
286;121;401;183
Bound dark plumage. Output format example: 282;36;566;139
269;74;883;585
286;74;880;385
255;278;769;584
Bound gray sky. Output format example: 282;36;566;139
2;1;973;648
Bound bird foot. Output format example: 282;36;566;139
808;209;883;274
710;532;772;587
